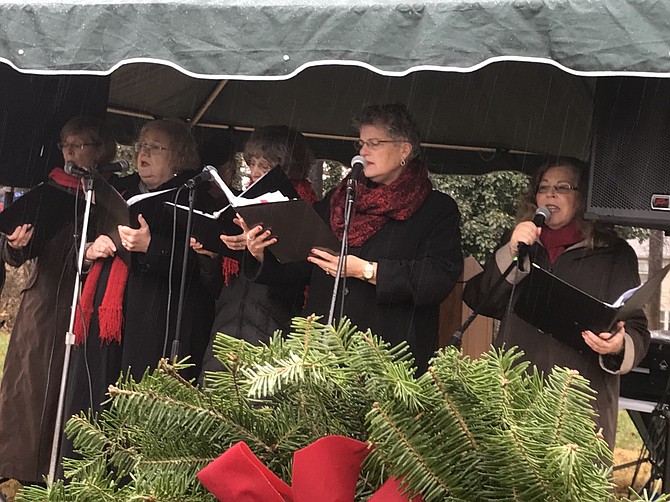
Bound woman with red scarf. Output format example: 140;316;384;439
464;158;650;449
0;117;116;484
244;104;464;374
61;120;214;466
197;126;318;378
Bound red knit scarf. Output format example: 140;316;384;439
221;179;320;285
74;256;130;345
539;220;584;263
329;162;432;247
48;167;81;189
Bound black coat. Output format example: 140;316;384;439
252;189;464;373
64;173;214;427
464;236;650;449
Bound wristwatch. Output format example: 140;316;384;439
362;261;374;281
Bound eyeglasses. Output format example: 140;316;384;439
246;158;274;173
537;182;578;195
354;138;397;151
57;141;97;151
134;142;169;155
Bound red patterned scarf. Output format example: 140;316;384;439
539;220;584;263
330;162;432;247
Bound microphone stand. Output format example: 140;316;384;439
327;176;357;325
449;259;518;349
171;186;196;362
48;173;94;481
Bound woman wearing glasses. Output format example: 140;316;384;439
244;104;464;374
195;126;318;380
60;119;214;465
464;158;650;449
0;117;116;484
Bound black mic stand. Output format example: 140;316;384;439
327;176;357;325
170;186;197;362
48;173;94;481
449;258;519;349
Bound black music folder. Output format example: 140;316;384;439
167;166;301;255
235;199;340;263
0;182;82;245
514;262;670;351
92;172;180;265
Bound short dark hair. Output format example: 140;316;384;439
353;103;422;161
138;119;200;173
243;126;314;181
60;116;116;165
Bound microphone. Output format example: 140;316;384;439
517;206;551;267
64;160;131;177
349;155;367;182
63;161;91;177
97;159;130;174
184;165;215;188
531;205;551;227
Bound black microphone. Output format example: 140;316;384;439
517;206;551;267
97;159;130;174
63;161;92;177
184;165;215;188
349;155;367;182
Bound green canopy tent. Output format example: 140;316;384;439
0;0;669;186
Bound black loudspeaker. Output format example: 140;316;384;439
586;78;670;230
0;65;110;187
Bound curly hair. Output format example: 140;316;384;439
353;103;422;161
60;116;116;165
242;126;314;181
516;157;616;248
138;119;200;174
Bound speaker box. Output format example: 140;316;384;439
0;65;110;187
586;77;670;230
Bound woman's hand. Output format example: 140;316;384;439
85;234;116;261
220;226;248;253
308;248;376;283
235;214;276;263
509;221;542;256
118;214;151;254
582;321;626;355
5;224;34;249
190;237;218;258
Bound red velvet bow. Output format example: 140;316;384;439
197;435;423;502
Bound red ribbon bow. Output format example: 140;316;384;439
197;435;423;502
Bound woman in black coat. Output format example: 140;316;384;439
196;126;318;378
463;157;650;449
244;104;464;373
61;120;214;465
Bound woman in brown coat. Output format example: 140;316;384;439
0;117;116;484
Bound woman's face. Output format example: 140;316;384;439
60;133;100;170
136;130;174;189
535;165;580;230
246;156;273;185
357;124;412;186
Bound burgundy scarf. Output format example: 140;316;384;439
221;179;320;285
539;220;584;263
330;162;432;247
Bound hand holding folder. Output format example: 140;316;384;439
0;182;83;246
514;262;670;351
166;166;319;257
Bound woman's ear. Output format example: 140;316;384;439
401;142;413;161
